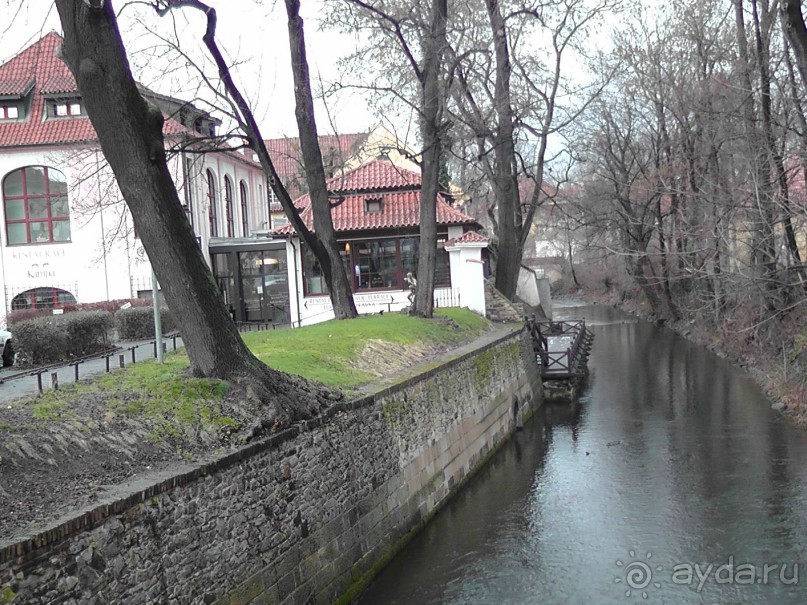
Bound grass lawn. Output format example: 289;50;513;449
16;309;491;431
241;307;490;389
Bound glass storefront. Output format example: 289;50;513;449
211;247;289;324
302;235;451;296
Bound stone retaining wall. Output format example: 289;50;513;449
0;329;542;605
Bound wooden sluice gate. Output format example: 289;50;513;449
524;317;594;402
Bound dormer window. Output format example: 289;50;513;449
365;197;383;214
0;105;19;120
49;99;83;118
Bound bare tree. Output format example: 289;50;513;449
330;0;448;317
154;0;358;319
54;0;339;426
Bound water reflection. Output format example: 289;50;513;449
357;304;807;604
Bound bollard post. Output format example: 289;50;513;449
51;372;58;390
119;354;125;368
73;363;79;381
162;343;167;355
105;355;111;372
172;335;177;350
153;340;158;358
131;347;136;364
36;372;43;393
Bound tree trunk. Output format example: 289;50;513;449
156;0;356;319
782;0;807;87
486;0;522;300
285;0;357;319
55;0;335;425
413;0;448;318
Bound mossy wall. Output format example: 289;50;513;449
0;330;542;605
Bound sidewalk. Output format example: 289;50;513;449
0;335;185;402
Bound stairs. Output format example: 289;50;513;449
484;280;523;323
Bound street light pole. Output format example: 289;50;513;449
152;269;163;363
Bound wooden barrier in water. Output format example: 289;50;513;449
524;317;594;401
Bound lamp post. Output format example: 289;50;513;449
152;270;163;363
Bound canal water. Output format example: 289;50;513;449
356;303;807;604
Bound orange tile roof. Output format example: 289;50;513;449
446;231;489;246
273;159;477;234
0;33;193;148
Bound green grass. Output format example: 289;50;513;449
22;309;490;428
241;308;490;389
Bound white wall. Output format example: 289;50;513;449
0;144;266;327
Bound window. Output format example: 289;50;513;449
239;181;249;236
300;236;451;296
51;99;83;117
183;157;194;228
302;245;328;296
224;176;234;237
11;287;75;310
0;105;19;120
3;166;71;244
206;169;218;237
354;239;398;289
365;197;383;214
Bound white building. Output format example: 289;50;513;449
0;33;269;325
269;159;488;326
0;33;489;329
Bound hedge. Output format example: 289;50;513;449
115;306;175;340
13;311;114;366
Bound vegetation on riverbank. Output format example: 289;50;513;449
570;282;807;425
5;308;491;434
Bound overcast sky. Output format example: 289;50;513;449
0;0;377;138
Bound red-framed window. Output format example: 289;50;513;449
2;166;71;245
206;169;218;237
239;180;249;236
224;176;234;237
11;287;76;310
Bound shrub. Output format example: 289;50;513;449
115;306;175;340
13;311;114;366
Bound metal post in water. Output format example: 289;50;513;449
152;270;164;364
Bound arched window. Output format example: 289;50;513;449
239;181;249;237
3;166;71;245
206;169;218;237
224;176;234;237
11;287;76;310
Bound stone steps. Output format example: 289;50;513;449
484;280;523;323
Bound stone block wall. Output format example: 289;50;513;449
0;329;542;605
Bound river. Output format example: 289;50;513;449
356;303;807;604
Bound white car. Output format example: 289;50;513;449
0;329;13;367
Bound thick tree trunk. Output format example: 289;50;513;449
285;0;357;319
486;0;522;300
782;0;807;87
413;0;448;318
55;0;334;425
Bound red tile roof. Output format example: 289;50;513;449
0;33;193;148
273;159;477;234
446;231;489;246
264;132;369;199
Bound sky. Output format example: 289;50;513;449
0;0;378;139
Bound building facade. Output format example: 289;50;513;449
0;33;270;326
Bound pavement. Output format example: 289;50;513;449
0;334;185;402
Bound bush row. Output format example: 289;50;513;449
12;306;174;366
6;298;152;326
